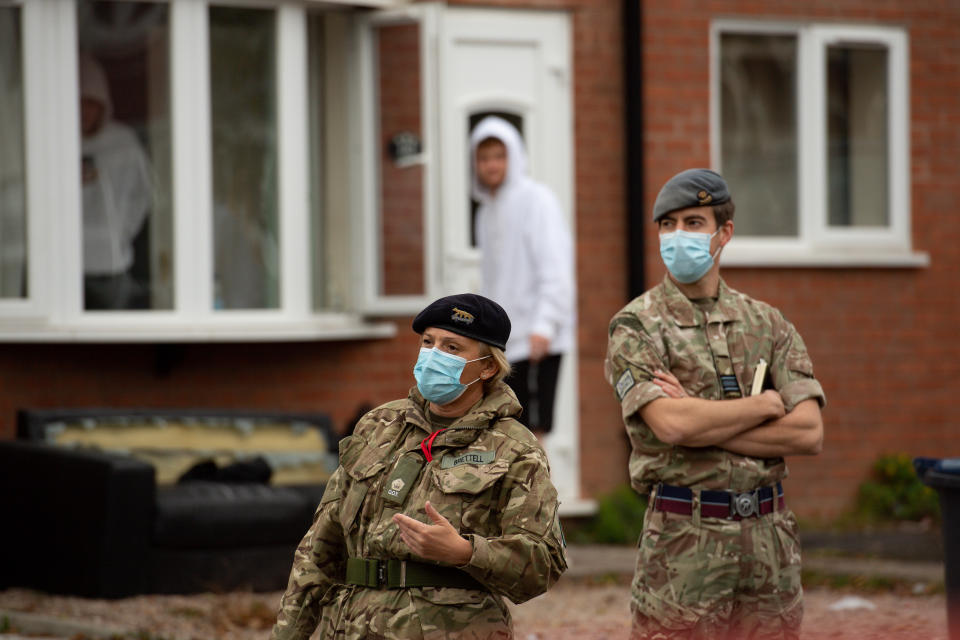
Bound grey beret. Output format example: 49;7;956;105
652;168;731;221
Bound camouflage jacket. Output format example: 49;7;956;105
604;275;826;494
271;382;567;640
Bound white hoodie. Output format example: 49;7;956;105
470;116;575;363
80;53;152;276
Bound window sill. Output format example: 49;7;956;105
0;314;398;343
722;246;930;268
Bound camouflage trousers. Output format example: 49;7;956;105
630;505;803;640
317;584;512;639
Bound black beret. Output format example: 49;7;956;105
412;294;511;350
653;168;731;221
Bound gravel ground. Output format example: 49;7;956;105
0;579;949;640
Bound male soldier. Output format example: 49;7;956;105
604;169;825;640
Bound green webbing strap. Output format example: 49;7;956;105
345;558;485;590
346;557;381;587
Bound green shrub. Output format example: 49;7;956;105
567;484;647;545
854;453;940;523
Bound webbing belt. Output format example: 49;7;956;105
345;558;485;590
653;482;784;520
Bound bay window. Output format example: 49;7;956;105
0;0;395;340
712;22;926;267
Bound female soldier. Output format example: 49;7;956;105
271;293;567;640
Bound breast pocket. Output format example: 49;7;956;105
431;459;511;535
339;449;385;533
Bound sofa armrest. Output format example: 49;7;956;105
0;440;156;597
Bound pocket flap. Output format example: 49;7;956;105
344;452;385;483
339;436;386;481
433;458;510;495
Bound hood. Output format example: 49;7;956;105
79;52;113;131
470;116;528;201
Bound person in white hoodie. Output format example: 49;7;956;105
470;116;575;438
79;52;153;310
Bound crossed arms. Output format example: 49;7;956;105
640;369;823;457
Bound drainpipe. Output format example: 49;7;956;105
622;0;644;299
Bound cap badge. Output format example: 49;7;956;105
451;307;475;324
697;190;713;205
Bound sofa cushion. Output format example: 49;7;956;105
154;481;320;549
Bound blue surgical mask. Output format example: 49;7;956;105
659;229;721;284
414;347;491;405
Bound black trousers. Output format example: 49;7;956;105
506;354;562;433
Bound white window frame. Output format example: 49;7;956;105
351;3;442;316
710;21;928;268
0;0;395;341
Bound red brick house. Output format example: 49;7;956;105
0;0;956;521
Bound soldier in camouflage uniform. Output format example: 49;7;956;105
272;293;567;640
604;169;826;640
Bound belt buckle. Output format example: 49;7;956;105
377;560;387;587
731;491;759;518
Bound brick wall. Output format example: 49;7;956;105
642;0;960;519
378;22;425;296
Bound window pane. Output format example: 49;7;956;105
0;7;26;299
720;33;798;237
210;7;278;310
376;21;425;296
827;45;889;228
78;1;172;311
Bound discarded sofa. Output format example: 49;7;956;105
0;408;340;598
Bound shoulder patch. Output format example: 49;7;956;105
616;369;636;401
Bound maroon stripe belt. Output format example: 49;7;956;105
652;482;785;520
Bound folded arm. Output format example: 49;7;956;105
647;369;822;455
639;369;785;447
716;398;823;457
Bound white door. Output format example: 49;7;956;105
436;8;585;513
355;5;585;513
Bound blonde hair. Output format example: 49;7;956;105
480;344;512;392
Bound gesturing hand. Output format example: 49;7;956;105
392;501;473;566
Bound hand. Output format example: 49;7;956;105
652;369;687;398
392;501;473;566
760;389;786;421
529;334;551;362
